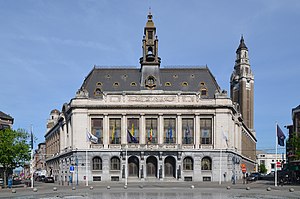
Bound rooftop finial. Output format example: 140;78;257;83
148;7;152;20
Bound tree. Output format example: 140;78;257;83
288;132;300;160
0;128;31;188
259;164;267;174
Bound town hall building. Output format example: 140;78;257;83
45;12;256;184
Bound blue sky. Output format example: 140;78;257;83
1;0;299;154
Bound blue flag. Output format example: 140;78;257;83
168;126;173;139
277;125;286;146
127;130;138;143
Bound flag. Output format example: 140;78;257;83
185;124;190;144
111;125;115;143
168;126;173;139
127;130;138;143
131;123;135;137
277;125;286;146
86;131;98;144
149;128;153;142
30;131;34;150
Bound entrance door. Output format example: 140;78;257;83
146;156;157;177
128;156;139;177
164;156;176;178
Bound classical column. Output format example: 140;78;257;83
177;114;182;145
121;114;127;144
195;114;200;149
103;114;109;149
140;114;145;145
158;114;163;145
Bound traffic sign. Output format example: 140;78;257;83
70;165;75;173
242;167;247;173
276;162;281;168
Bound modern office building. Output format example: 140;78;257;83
45;12;256;184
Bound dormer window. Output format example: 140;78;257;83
131;82;137;87
201;89;207;96
94;88;102;96
165;82;171;87
96;82;103;86
181;82;188;87
145;76;156;89
113;82;120;87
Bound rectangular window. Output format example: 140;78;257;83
203;177;211;181
127;118;139;144
91;118;103;144
111;176;119;181
146;118;158;144
182;118;194;144
164;118;176;144
93;176;101;181
200;118;212;145
184;177;192;181
109;118;121;144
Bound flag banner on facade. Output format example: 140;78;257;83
111;125;115;143
127;130;138;143
168;126;173;139
149;128;153;141
185;124;190;144
276;124;286;146
86;131;98;144
223;131;229;147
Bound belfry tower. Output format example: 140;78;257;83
230;36;254;130
140;11;161;89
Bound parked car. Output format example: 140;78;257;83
247;172;260;181
44;177;54;183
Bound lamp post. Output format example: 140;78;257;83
76;150;78;186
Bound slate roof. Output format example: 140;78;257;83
0;111;13;120
81;66;221;99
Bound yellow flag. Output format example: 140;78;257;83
131;123;134;136
111;125;115;142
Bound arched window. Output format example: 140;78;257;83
201;157;212;170
92;157;102;170
110;157;120;170
183;157;193;171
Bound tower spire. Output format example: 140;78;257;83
230;36;254;131
140;11;161;65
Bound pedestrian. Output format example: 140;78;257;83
246;173;249;184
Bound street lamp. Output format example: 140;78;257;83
75;148;78;186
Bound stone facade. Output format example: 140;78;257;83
45;12;256;184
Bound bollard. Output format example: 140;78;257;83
53;187;57;191
266;187;271;191
90;186;94;190
191;185;194;189
124;185;127;189
246;187;250;190
226;186;231;190
289;188;294;192
11;189;16;193
72;186;76;190
33;188;38;192
107;185;111;189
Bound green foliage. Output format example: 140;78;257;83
0;128;31;176
288;132;300;159
259;164;267;174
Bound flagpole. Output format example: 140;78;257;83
86;149;88;186
275;122;278;187
30;124;34;188
125;144;128;187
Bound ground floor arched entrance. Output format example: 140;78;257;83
164;156;176;178
128;156;139;177
146;156;157;178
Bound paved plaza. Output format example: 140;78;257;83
0;180;299;199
